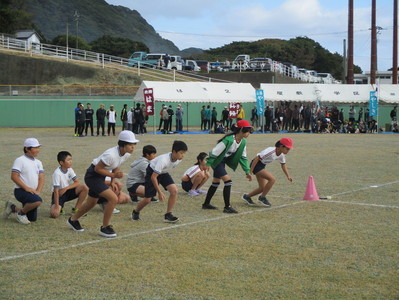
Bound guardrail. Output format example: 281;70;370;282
0;35;230;84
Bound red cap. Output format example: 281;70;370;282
280;137;294;149
236;120;252;128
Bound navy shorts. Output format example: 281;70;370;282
127;182;144;194
84;164;109;198
212;159;228;179
51;189;78;207
14;188;42;222
181;180;193;192
144;166;174;198
251;159;266;175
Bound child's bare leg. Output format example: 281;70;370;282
198;173;210;189
72;196;97;220
99;189;118;227
191;173;204;190
166;184;178;213
259;170;276;196
21;202;41;214
135;197;152;212
75;184;88;209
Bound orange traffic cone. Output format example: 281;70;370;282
303;176;320;201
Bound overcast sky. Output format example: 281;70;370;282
105;0;395;73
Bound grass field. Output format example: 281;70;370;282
1;128;398;299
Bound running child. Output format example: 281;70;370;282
132;140;188;223
181;152;210;196
50;151;88;218
126;145;158;203
4;138;44;224
67;130;139;238
202;120;253;213
242;137;293;207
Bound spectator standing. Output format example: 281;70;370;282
222;106;229;128
264;106;272;131
291;105;300;131
106;105;117;136
141;104;148;133
133;103;144;134
120;104;128;131
84;103;94;136
74;102;82;136
167;105;174;131
77;104;86;137
176;104;184;131
237;104;245;121
204;105;211;130
211;107;218;132
348;106;356;123
158;105;166;131
163;54;170;69
251;105;258;129
96;104;106;136
127;107;134;131
200;106;206;130
162;106;169;132
357;107;363;123
390;106;397;130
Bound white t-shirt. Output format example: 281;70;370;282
92;146;131;172
12;155;44;189
108;110;116;123
127;111;133;124
150;152;181;174
212;137;247;158
183;165;201;178
52;166;77;192
258;147;286;165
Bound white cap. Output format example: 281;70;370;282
118;130;139;143
24;138;41;147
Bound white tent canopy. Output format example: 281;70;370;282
377;84;399;103
134;81;257;103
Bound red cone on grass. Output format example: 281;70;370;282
303;176;320;201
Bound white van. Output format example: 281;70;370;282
168;55;183;70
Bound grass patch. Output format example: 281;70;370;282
0;128;398;299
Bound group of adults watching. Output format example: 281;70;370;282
74;102;149;137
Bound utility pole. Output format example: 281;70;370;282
74;10;80;49
347;0;354;84
370;0;377;85
393;0;398;84
343;39;347;84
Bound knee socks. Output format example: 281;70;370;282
223;180;232;208
203;182;219;205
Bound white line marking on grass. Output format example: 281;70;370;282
0;201;302;262
319;200;399;209
330;180;399;197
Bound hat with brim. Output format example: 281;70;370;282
118;130;139;143
24;138;41;147
279;137;294;149
236;120;252;128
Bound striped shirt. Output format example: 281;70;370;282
258;147;286;165
183;165;201;179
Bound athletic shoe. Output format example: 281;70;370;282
195;189;207;194
258;196;271;207
223;206;238;214
188;189;199;196
16;212;30;224
202;203;217;210
4;200;14;219
71;207;78;214
60;207;65;215
99;225;117;238
151;197;159;203
66;217;84;232
164;212;179;223
113;208;120;214
131;210;141;221
241;194;256;206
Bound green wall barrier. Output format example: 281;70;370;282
0;96;395;130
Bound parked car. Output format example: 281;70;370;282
127;51;165;68
317;73;334;84
184;59;201;71
231;54;250;71
195;60;210;72
168;55;183;70
249;58;272;71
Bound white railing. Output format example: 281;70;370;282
0;34;229;84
